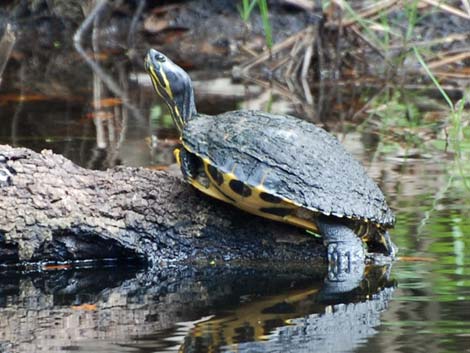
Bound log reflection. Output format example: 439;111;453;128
0;264;395;353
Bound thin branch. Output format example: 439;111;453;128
420;0;470;19
241;28;309;72
73;0;146;123
349;25;385;58
387;33;469;50
127;0;146;49
326;0;399;28
0;24;15;84
427;51;470;69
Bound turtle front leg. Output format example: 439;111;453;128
317;215;365;289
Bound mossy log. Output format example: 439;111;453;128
0;144;324;267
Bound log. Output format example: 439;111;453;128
0;144;324;267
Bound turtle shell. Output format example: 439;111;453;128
182;110;395;228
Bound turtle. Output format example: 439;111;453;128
144;48;396;272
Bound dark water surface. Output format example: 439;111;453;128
1;30;470;353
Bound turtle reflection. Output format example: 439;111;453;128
179;265;394;353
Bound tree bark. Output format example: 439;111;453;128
0;144;325;267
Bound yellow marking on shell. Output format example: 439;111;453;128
191;177;234;204
256;181;311;209
179;141;381;236
173;148;222;202
197;158;319;232
284;215;319;233
225;171;237;181
188;180;231;207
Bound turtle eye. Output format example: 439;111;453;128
155;53;166;62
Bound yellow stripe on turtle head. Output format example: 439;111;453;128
160;69;174;100
145;49;197;136
148;65;173;100
148;64;185;131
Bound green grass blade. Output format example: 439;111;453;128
403;0;419;42
238;0;258;22
413;46;454;111
257;0;273;50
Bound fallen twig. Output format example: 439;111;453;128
326;0;399;28
427;51;470;69
420;0;470;20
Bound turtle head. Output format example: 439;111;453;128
145;49;197;133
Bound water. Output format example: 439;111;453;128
1;19;470;353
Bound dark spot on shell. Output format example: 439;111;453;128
260;207;292;217
207;165;224;185
259;192;282;204
229;179;252;197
